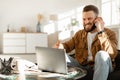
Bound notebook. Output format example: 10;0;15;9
35;46;69;74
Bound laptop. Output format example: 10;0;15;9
35;46;87;79
35;46;69;74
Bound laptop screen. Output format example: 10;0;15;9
35;47;68;74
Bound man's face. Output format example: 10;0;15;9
82;11;97;32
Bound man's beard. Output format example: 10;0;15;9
84;23;96;32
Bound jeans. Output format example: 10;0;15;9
93;50;112;80
71;50;113;80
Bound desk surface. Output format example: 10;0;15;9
0;67;86;80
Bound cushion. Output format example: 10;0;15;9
114;50;120;70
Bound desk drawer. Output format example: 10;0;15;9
3;47;26;53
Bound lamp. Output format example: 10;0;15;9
49;14;58;21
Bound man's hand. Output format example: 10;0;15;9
52;40;61;48
52;40;64;49
94;17;105;32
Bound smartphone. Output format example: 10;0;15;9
93;23;96;28
91;23;96;31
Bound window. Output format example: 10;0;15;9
101;0;120;26
43;6;84;40
57;6;84;40
43;23;55;34
43;7;83;40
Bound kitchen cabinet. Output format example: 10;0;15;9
3;33;48;53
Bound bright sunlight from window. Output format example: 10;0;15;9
102;0;120;26
43;5;84;40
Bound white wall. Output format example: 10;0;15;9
0;0;97;54
0;0;96;32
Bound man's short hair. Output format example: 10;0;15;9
83;5;99;16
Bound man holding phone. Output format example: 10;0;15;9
53;5;117;80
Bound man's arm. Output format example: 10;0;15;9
98;30;118;59
95;17;118;59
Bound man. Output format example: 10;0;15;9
53;5;118;80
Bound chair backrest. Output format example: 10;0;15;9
114;50;120;70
